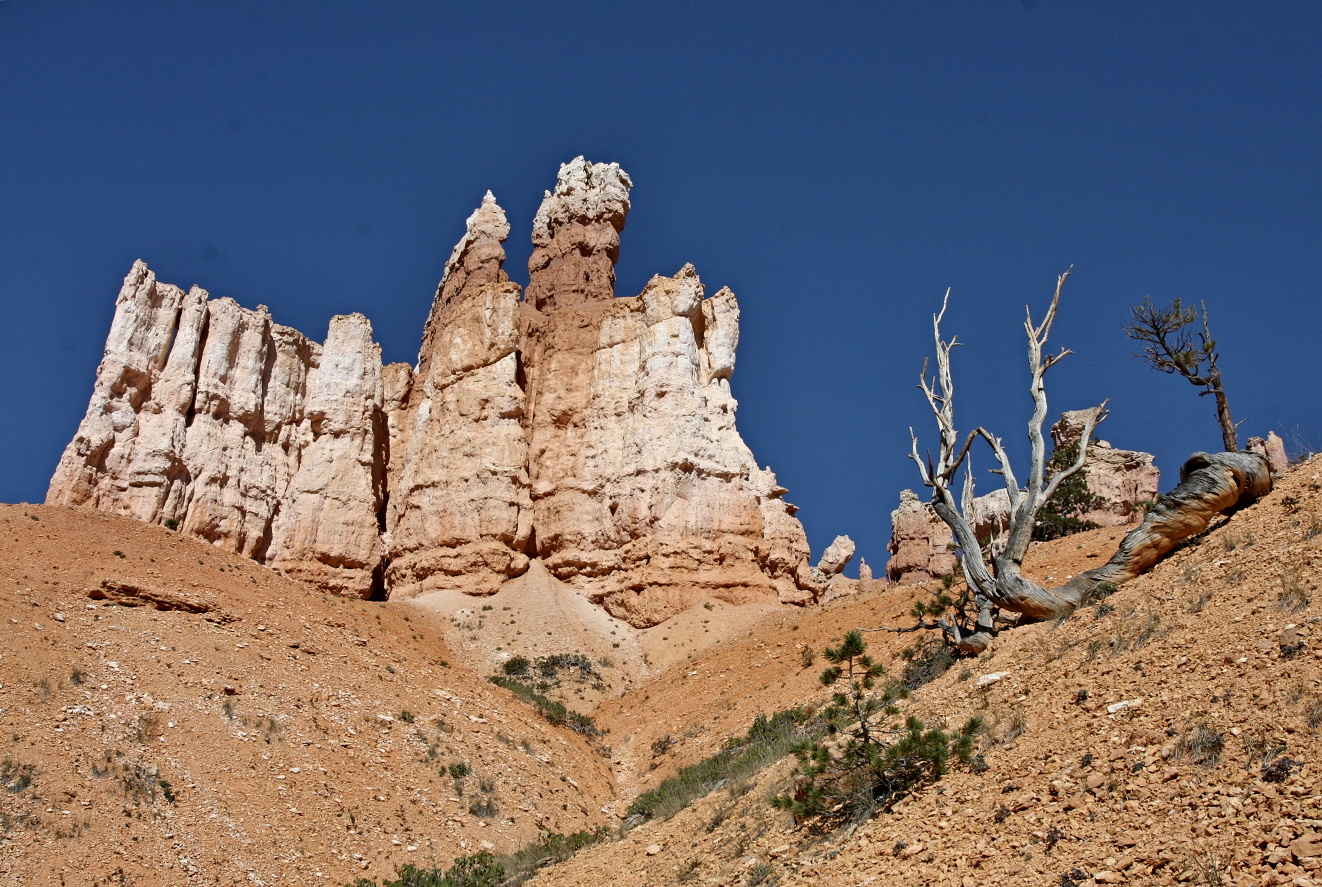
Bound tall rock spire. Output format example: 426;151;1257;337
518;160;817;625
385;192;533;597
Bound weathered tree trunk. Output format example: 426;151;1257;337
1067;450;1270;590
910;274;1272;653
1211;380;1239;452
939;451;1271;652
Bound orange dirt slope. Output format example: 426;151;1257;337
0;505;613;887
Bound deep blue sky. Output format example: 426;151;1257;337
2;2;1318;574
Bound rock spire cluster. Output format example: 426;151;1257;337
49;158;819;625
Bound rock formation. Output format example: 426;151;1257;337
1050;410;1161;526
813;535;855;581
265;314;387;597
857;559;873;582
385;192;533;598
48;262;388;598
517;158;816;624
1246;431;1289;475
50;159;820;624
886;413;1159;584
886;488;1012;584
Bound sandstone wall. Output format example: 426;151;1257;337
385;192;533;598
49;261;388;598
51;159;820;624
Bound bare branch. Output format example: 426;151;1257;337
1040;401;1110;503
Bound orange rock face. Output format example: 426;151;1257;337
1051;409;1161;527
49;159;819;623
385;192;533;598
519;159;816;625
48;261;388;597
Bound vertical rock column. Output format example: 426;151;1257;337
518;157;817;626
385;192;533;597
48;260;207;521
267;313;388;598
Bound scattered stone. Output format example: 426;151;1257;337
1292;832;1322;859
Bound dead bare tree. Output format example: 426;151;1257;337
909;269;1107;652
1123;297;1240;451
909;272;1272;654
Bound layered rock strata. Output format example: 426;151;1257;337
49;261;387;597
1050;410;1161;526
51;159;819;624
518;159;816;624
385;192;533;597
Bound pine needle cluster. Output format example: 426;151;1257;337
772;631;981;828
1033;439;1105;541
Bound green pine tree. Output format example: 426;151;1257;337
1032;439;1106;541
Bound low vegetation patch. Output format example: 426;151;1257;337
488;675;600;737
771;631;981;830
344;827;614;887
627;707;816;823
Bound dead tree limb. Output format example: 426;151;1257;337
909;270;1109;651
908;274;1272;654
1064;451;1271;591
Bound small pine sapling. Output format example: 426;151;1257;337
772;631;981;827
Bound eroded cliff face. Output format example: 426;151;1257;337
518;159;816;624
50;158;819;624
1050;410;1161;526
385;192;533;598
49;262;388;597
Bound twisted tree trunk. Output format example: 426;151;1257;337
1065;450;1271;591
910;273;1273;654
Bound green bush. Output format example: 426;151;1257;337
345;852;503;887
627;708;814;822
771;631;981;828
898;640;956;690
501;656;530;676
488;676;600;737
1032;439;1105;541
345;831;614;887
499;827;612;884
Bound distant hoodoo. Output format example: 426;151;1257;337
49;158;821;625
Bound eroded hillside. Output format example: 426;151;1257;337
2;461;1318;886
0;506;613;886
528;460;1322;887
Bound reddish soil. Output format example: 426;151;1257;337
0;507;612;886
531;461;1322;887
2;460;1319;887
